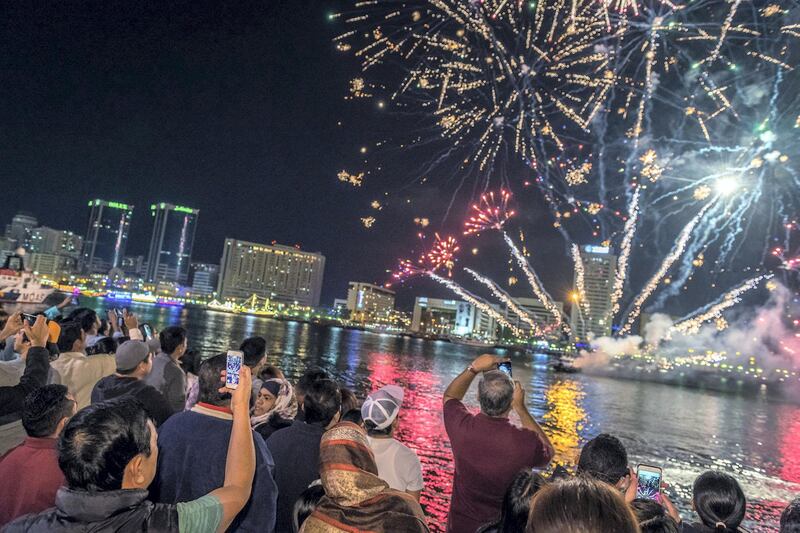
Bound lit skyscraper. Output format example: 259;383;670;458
5;212;38;249
146;203;199;284
83;200;133;273
570;245;617;341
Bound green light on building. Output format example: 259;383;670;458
173;205;195;214
107;201;130;210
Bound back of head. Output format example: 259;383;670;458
180;348;202;375
781;497;800;533
86;336;117;355
631;498;680;533
478;370;514;416
23;384;73;438
58;397;152;491
498;470;548;533
56;321;83;352
304;379;342;426
66;307;97;333
197;353;232;406
340;387;359;416
297;366;330;397
239;336;266;368
526;476;640;533
577;433;629;485
292;483;325;533
160;326;187;355
692;471;746;532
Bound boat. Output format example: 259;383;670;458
0;252;55;304
550;354;581;373
448;335;495;348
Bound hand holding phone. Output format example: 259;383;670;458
497;361;513;377
141;324;153;340
225;350;244;389
636;464;663;502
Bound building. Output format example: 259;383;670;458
28;253;78;279
411;297;499;340
5;212;38;249
346;282;395;322
146;203;199;284
189;263;220;296
570;245;617;341
83;200;133;274
121;255;147;277
28;227;83;258
503;297;564;338
217;239;325;307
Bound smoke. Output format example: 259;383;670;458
577;283;800;373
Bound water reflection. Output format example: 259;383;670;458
77;299;800;532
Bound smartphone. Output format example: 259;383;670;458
114;309;124;327
497;361;513;377
21;313;38;326
636;464;663;501
225;350;244;389
141;324;153;340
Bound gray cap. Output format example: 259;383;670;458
115;340;150;372
361;385;404;430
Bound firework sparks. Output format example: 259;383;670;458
566;162;593;187
610;188;640;319
338;170;364;187
571;244;590;316
427;234;460;276
464;190;515;235
361;216;376;228
465;268;545;337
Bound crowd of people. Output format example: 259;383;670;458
0;302;798;532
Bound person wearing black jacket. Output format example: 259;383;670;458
0;314;50;419
90;340;173;427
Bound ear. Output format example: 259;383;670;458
55;416;69;436
122;454;148;489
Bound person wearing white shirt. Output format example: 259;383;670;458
361;384;424;501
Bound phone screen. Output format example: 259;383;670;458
141;324;153;340
636;465;662;501
225;350;243;389
115;309;124;327
22;313;37;326
497;361;512;377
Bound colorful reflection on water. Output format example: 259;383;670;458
80;299;800;532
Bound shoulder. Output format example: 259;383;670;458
392;439;421;461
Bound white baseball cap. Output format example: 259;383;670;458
361;385;404;430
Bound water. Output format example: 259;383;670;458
86;299;800;530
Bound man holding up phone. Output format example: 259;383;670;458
442;354;554;533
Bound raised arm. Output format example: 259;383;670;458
443;354;508;406
210;365;256;532
512;381;554;462
0;316;50;417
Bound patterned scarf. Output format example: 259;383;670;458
250;378;298;427
300;422;429;533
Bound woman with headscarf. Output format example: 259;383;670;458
300;422;429;533
251;378;298;440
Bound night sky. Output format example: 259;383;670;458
0;0;575;309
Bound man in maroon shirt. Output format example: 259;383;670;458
442;354;554;533
0;384;76;526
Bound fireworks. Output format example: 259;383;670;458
338;170;364;187
610;188;640;318
427;234;460;276
465;268;545;337
361;216;376;228
571;244;590;315
464;190;515;235
566;162;593;187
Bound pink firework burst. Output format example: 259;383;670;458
464;189;515;235
427;234;460;276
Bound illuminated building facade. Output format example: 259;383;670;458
5;212;38;249
189;262;219;296
83;200;133;273
217;239;325;307
411;297;498;340
570;245;617;341
346;282;395;322
146;203;199;284
28;227;83;258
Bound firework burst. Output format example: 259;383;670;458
464;189;515;235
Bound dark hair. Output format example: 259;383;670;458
23;384;73;438
56;321;83;352
239;336;267;368
292;483;325;532
478;370;514;416
341;408;363;426
340;387;359;416
781;497;800;533
631;498;680;533
180;348;203;375
86;336;118;356
526;476;639;533
58;397;152;491
258;365;283;381
160;326;187;355
692;471;746;532
303;379;341;426
365;418;392;437
197;353;231;406
577;434;629;485
66;308;98;333
489;470;547;533
296;367;329;397
98;318;110;337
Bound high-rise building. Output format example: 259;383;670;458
5;212;38;249
146;203;199;284
503;297;564;338
121;255;147;277
28;253;78;278
28;227;83;258
346;282;395;322
83;200;133;273
189;263;220;296
570;245;617;341
217;239;325;307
